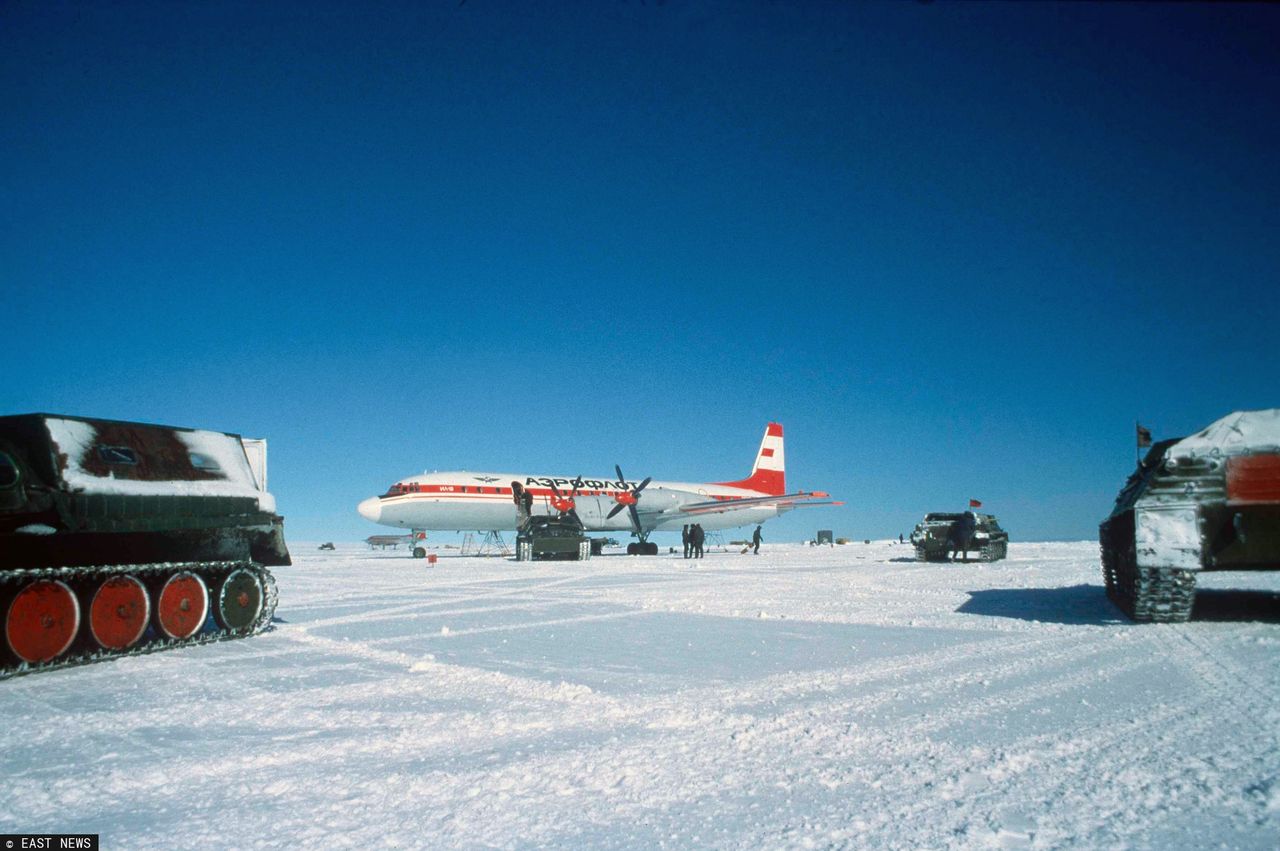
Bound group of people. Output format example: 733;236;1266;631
681;524;706;558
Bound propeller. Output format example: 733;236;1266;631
606;464;652;536
549;477;584;526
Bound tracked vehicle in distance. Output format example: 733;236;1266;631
1100;409;1280;623
0;414;290;678
910;512;1008;562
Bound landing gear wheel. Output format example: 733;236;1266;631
626;543;639;555
5;579;80;663
89;575;149;650
215;568;264;632
155;572;209;639
644;542;658;556
413;547;426;559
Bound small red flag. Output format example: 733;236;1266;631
969;499;982;508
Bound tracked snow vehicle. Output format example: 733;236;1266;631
910;512;1008;562
515;514;591;561
0;414;290;678
1101;409;1280;623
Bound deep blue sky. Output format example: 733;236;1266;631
4;1;1278;544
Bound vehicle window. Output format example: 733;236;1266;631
97;446;139;465
189;452;222;472
0;452;18;488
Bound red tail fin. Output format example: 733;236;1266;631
714;422;786;495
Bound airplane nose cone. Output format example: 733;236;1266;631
357;497;382;524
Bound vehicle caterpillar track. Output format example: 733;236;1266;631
1;560;277;679
1;414;291;677
1100;409;1280;623
979;539;1009;562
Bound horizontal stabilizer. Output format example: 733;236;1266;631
675;491;837;516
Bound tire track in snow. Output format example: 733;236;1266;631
736;667;1206;849
153;618;1105;847
639;632;1157;847
293;571;607;630
1161;623;1277;734
856;623;1280;848
394;631;1136;847
703;627;1116;731
912;696;1227;847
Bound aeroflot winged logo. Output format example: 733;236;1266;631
473;476;500;483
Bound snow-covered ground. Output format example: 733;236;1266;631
4;541;1280;849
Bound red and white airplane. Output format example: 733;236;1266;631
356;423;838;554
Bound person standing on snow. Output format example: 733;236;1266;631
682;524;692;559
692;524;705;559
950;511;977;562
751;525;763;555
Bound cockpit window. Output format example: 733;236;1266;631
0;452;18;488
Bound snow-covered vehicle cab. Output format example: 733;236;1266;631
0;414;290;677
516;514;591;562
910;512;1008;562
1100;409;1280;622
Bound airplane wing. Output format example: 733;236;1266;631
668;491;843;517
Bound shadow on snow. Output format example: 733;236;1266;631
958;584;1280;626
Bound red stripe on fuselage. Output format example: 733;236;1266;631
380;485;761;503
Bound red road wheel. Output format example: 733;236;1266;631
89;575;150;650
155;572;209;640
5;579;80;664
214;568;263;632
